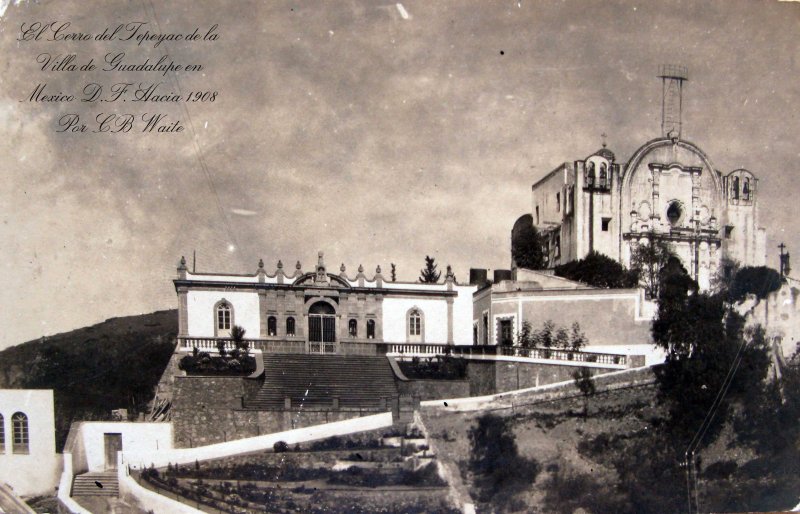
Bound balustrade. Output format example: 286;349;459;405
178;337;626;366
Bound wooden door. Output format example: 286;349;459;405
104;433;122;470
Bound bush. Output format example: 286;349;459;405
273;440;289;453
555;251;639;289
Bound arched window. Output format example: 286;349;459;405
348;319;358;338
586;162;596;188
732;176;740;200
12;412;28;454
0;413;4;452
743;178;751;201
407;308;424;343
599;163;608;188
286;317;296;336
367;319;376;339
215;301;232;337
267;316;277;337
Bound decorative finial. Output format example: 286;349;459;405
358;264;364;273
340;263;346;272
277;260;283;269
179;256;186;267
317;251;325;268
296;260;301;270
601;132;607;149
376;265;382;274
258;258;264;269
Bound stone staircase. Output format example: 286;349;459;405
245;354;399;410
71;471;119;497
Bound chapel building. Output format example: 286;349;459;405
515;66;766;291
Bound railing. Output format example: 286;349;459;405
499;346;626;366
179;337;307;354
179;336;263;352
178;338;627;366
383;343;626;366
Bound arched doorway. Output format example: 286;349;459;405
308;301;336;353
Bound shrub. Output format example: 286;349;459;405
273;440;289;453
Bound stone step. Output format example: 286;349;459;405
245;354;399;410
71;472;119;497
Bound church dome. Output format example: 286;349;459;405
592;147;616;161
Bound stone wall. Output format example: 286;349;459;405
492;360;613;392
397;379;470;401
463;359;618;397
171;375;396;447
171;376;249;447
465;361;496;396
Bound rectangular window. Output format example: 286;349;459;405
410;317;421;336
497;319;513;346
0;417;4;453
217;310;230;330
602;217;611;231
482;313;489;345
535;206;540;225
556;193;561;212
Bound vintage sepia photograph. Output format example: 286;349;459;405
1;0;799;512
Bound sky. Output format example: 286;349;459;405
0;0;798;350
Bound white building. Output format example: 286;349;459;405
175;252;477;351
0;389;61;497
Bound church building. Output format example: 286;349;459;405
517;66;766;291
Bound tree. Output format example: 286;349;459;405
468;414;540;506
728;266;783;303
572;367;596;418
630;236;675;298
554;251;639;288
534;320;556;352
231;325;248;356
419;255;441;283
651;256;771;444
517;321;534;348
569;322;588;352
512;223;546;270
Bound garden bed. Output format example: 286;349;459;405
179;350;256;376
398;355;468;380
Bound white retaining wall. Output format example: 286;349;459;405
122;412;393;470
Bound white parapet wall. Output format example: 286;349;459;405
122;412;394;470
55;453;91;514
118;464;202;514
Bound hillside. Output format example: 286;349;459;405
422;372;800;513
0;310;178;450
